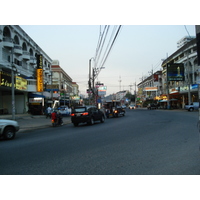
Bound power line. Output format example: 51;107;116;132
94;25;122;79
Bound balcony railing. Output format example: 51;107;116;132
22;51;30;60
14;45;22;55
3;37;14;48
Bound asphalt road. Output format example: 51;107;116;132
1;108;200;175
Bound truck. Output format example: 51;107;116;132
184;102;199;111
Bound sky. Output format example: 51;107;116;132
20;25;196;96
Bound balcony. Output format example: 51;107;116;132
29;56;37;64
22;51;30;60
3;37;14;48
14;45;22;55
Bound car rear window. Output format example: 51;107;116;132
73;107;86;113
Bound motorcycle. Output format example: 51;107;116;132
51;118;57;127
51;114;63;127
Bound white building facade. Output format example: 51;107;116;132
0;25;52;114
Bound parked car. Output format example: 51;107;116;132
129;104;136;109
184;102;199;111
71;106;105;126
0;119;20;140
147;103;157;110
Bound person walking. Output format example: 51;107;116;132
46;106;52;118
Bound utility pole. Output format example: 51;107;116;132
129;84;133;94
119;76;122;91
134;82;137;107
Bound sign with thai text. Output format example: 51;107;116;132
37;54;43;69
37;69;43;92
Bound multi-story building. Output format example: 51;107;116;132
137;37;198;109
51;60;73;107
161;37;198;108
0;25;52;115
51;60;80;107
137;71;162;104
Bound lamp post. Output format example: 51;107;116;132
11;47;16;120
11;66;16;120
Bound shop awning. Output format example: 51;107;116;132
28;93;45;98
159;100;167;102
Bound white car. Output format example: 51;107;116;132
0;119;20;140
129;105;136;109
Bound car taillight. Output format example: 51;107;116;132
71;113;75;116
82;112;89;116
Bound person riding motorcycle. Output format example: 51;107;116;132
51;111;57;124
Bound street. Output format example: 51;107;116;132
0;108;200;175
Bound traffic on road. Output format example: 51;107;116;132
1;108;200;175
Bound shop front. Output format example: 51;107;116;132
28;93;45;115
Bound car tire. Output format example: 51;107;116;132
3;127;16;140
90;117;94;125
101;116;105;123
189;107;194;112
73;123;78;127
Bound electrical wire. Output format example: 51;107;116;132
93;25;122;79
94;26;110;69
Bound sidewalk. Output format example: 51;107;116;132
0;114;71;132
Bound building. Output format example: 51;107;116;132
161;38;198;108
0;25;52;115
137;36;198;109
177;36;196;49
51;60;73;107
51;60;80;107
137;71;162;104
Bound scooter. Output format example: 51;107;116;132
51;117;63;127
52;118;57;127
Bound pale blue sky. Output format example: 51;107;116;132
20;25;196;95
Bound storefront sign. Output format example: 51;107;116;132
45;84;59;91
36;54;44;92
167;63;184;81
144;87;158;91
37;54;43;69
71;95;80;100
29;98;43;103
16;76;27;90
0;71;15;87
37;69;43;92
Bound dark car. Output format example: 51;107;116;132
147;103;157;110
71;106;105;127
113;106;125;117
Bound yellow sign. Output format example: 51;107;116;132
37;69;43;92
16;76;27;90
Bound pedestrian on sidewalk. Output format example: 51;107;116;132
46;106;52;119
